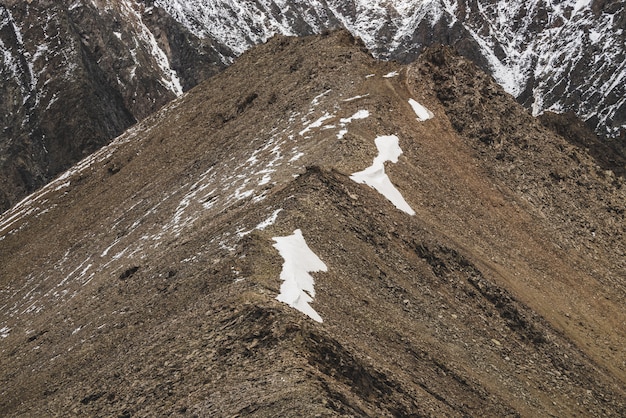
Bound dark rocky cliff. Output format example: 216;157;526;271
0;0;227;212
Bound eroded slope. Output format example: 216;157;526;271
0;31;624;417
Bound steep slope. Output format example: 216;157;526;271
1;31;624;417
157;0;626;139
0;0;227;213
3;0;625;214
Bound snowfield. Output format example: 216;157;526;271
351;135;415;216
273;229;327;322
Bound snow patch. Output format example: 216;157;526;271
336;109;370;139
337;110;370;139
383;71;399;78
273;229;327;323
343;94;370;102
531;87;545;117
339;109;370;125
299;112;334;136
589;29;602;44
256;209;283;231
289;151;304;162
350;135;415;216
310;89;332;107
0;326;10;338
573;0;592;14
408;99;434;121
258;174;272;186
238;208;283;237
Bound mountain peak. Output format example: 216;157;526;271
2;1;625;214
1;31;625;416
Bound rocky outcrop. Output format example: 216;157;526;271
539;111;626;179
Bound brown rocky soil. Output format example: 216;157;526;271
539;111;626;178
0;31;624;417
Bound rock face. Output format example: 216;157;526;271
1;0;625;212
1;31;624;417
156;0;626;139
0;0;227;212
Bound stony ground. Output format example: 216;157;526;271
0;31;624;417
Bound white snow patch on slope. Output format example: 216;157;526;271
289;151;304;162
340;109;370;124
273;229;327;323
256;209;282;230
408;99;434;121
337;109;370;139
573;0;592;15
351;135;415;216
337;129;349;140
0;326;10;338
343;94;369;102
299;112;334;136
238;208;283;237
310;89;332;107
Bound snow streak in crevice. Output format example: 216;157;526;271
114;0;183;96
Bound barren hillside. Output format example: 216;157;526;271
0;31;624;417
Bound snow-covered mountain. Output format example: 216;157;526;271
1;0;624;212
157;0;626;139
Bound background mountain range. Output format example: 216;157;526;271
1;0;625;212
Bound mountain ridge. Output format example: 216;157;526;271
1;0;625;213
156;0;626;138
1;31;624;417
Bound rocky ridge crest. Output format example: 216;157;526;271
1;0;625;213
0;31;624;417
